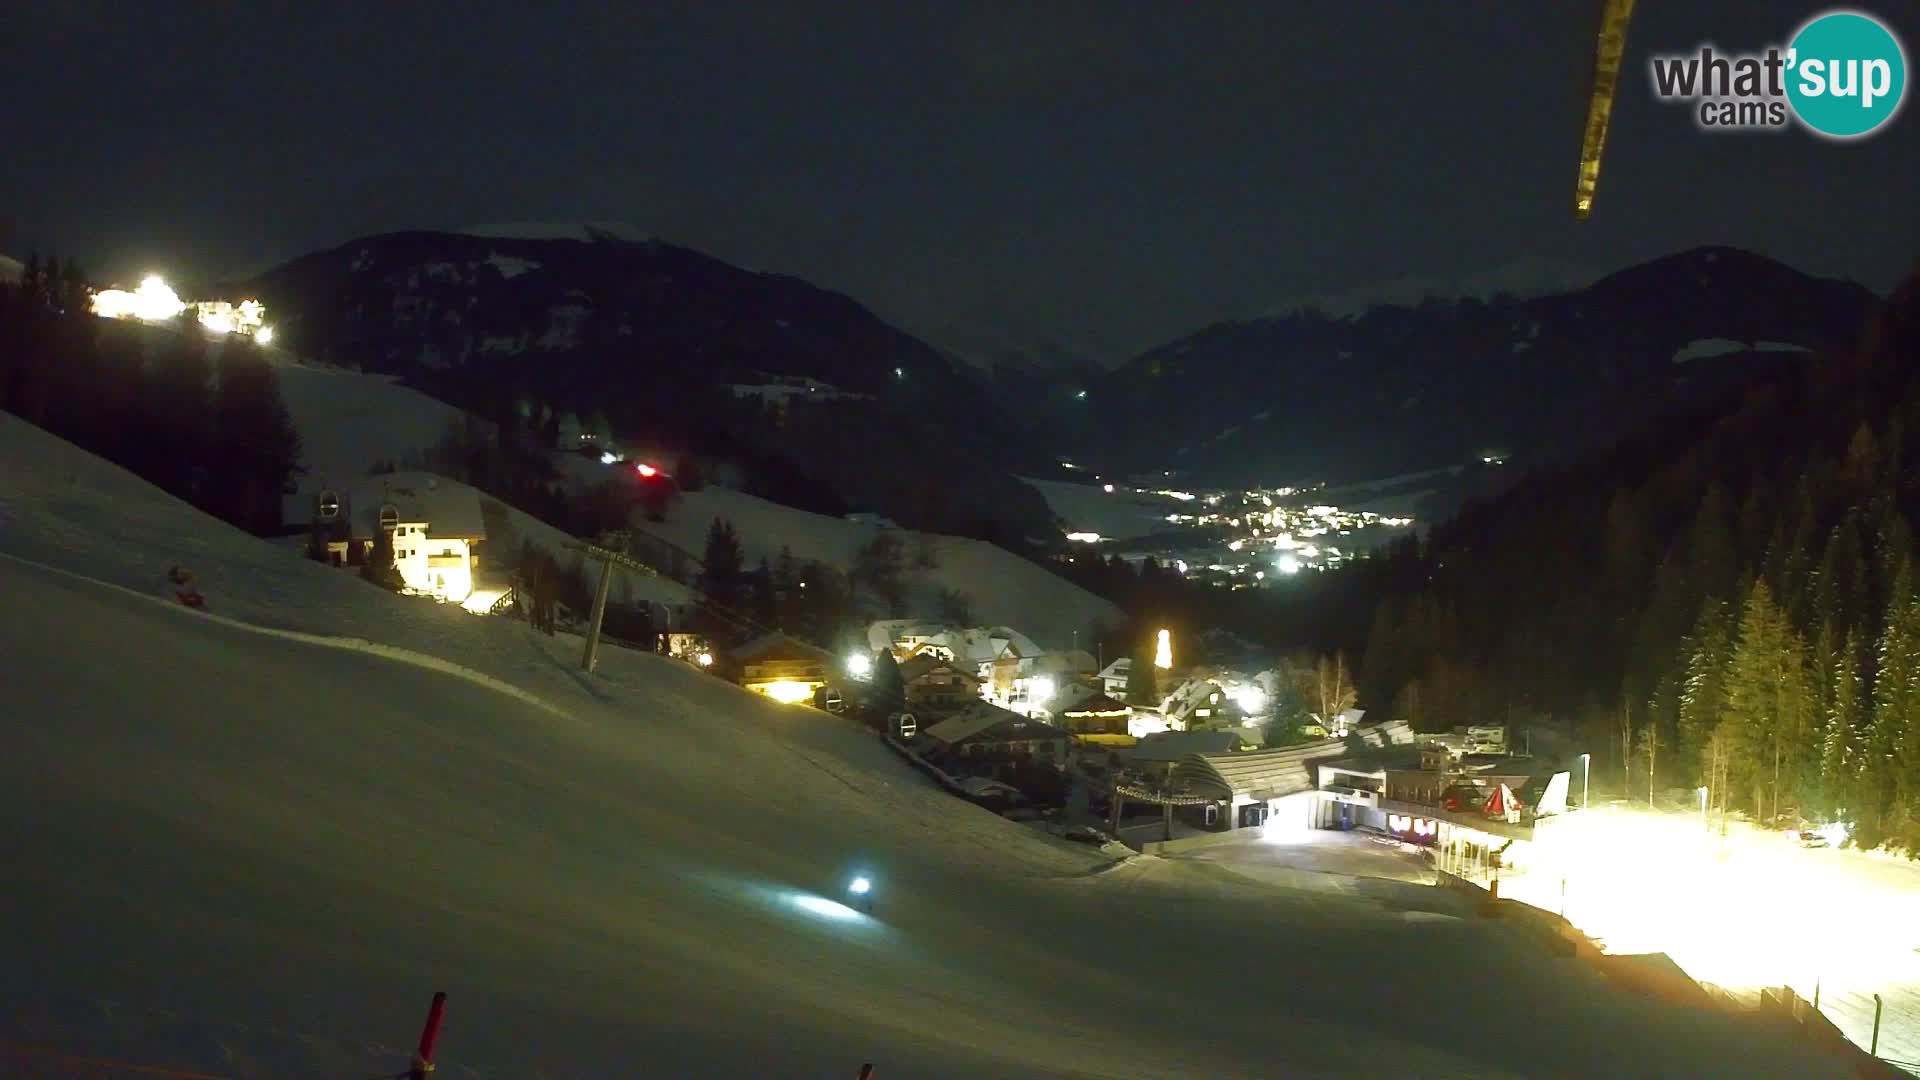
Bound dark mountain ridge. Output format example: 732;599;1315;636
1061;246;1876;491
239;229;1057;541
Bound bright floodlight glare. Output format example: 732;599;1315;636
849;876;871;895
600;451;617;465
791;894;862;921
1235;687;1267;714
1278;555;1303;575
695;652;714;667
847;652;872;678
761;680;816;704
255;325;274;345
1102;483;1114;493
1028;676;1055;704
636;463;658;477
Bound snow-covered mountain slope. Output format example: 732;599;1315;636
0;415;1846;1077
1260;255;1603;321
454;220;653;243
0;253;22;283
1020;477;1189;543
645;486;1122;649
271;357;470;493
262;347;1107;640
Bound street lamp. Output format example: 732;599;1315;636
1579;753;1591;810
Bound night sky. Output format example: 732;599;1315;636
3;1;1914;362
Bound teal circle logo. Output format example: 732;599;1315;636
1786;10;1907;138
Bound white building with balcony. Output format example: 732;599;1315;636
304;473;486;603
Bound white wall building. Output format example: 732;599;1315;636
306;473;486;603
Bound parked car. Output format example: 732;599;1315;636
1796;829;1829;848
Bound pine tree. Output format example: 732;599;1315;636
1868;560;1920;843
212;337;301;532
870;649;905;714
1126;632;1161;707
850;531;907;612
148;313;215;499
1822;628;1862;821
699;517;744;610
361;526;404;591
772;545;798;627
751;557;776;621
1722;580;1803;821
937;587;973;626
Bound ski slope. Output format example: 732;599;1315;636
263;350;1112;645
644;487;1121;650
0;415;1851;1078
1020;477;1186;544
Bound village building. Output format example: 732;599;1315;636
897;654;982;713
1057;690;1133;743
729;632;834;705
1157;674;1245;729
1096;657;1132;698
920;701;1070;766
304;473;486;603
1147;720;1418;831
1307;733;1576;883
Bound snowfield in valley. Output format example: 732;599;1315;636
0;414;1855;1077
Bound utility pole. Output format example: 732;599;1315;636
564;531;660;674
1160;762;1182;841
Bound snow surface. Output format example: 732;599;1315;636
483;253;539;279
0;414;1856;1077
0;414;1857;1078
1671;338;1752;364
1496;803;1920;1068
0;253;22;283
267;353;685;607
1020;478;1186;544
1669;338;1811;364
455;221;652;243
643;486;1121;650
264;349;1097;641
1259;255;1601;321
270;356;470;493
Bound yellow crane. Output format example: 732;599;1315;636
1575;0;1640;219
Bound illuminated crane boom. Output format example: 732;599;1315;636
1575;0;1639;219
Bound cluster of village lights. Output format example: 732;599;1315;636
89;275;275;344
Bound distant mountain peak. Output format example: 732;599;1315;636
454;221;654;244
1258;255;1604;322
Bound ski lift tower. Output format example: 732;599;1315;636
563;530;660;673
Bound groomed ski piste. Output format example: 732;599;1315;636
0;413;1852;1077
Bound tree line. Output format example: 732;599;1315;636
0;256;302;535
1351;266;1920;851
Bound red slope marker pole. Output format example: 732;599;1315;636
410;992;447;1079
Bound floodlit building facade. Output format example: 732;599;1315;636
729;632;835;705
305;473;486;603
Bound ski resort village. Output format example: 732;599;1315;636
6;6;1920;1075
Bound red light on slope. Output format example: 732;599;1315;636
636;463;658;478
